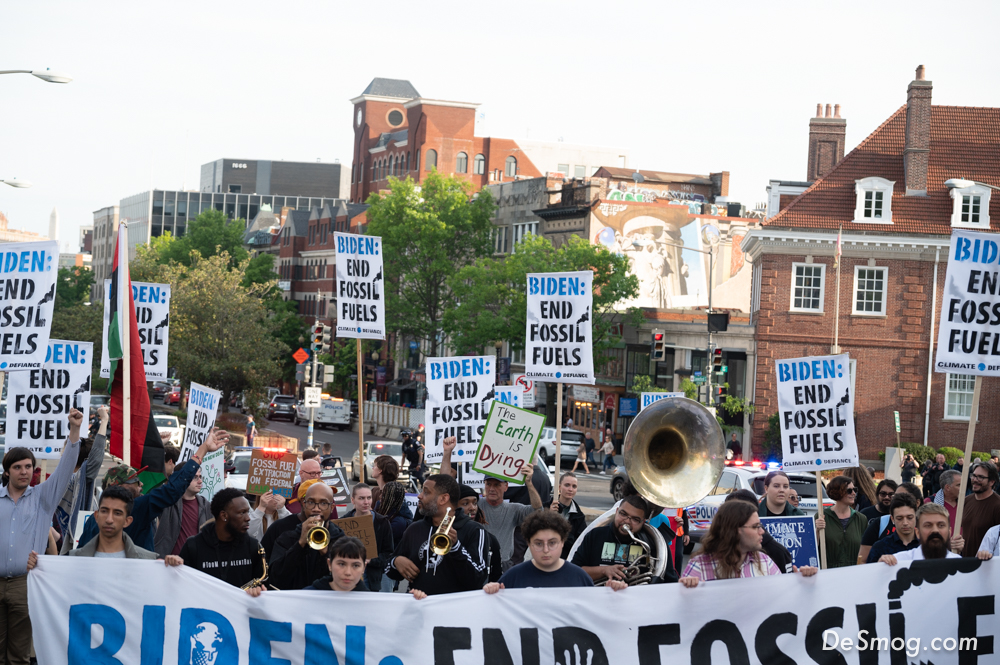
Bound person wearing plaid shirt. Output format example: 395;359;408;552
680;500;818;587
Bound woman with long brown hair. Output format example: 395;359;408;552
842;466;878;512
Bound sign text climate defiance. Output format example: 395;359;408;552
936;229;1000;375
0;240;58;369
334;232;385;340
525;271;594;384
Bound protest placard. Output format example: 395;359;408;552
330;514;378;559
0;240;59;370
100;280;170;380
322;467;350;503
334;232;385;340
473;401;546;485
424;355;494;463
198;448;225;501
7;339;92;459
404;492;419;516
247;449;297;498
494;386;522;408
761;515;819;570
775;353;857;471
524;271;594;385
640;392;684;411
178;382;221;463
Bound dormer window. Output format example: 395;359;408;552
853;177;894;223
950;184;991;229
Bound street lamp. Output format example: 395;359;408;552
0;179;32;188
0;69;73;84
945;178;1000;192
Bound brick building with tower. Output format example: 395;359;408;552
743;65;1000;460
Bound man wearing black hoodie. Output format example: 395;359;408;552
268;482;345;590
179;488;265;594
386;473;488;595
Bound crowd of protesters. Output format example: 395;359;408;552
8;409;1000;664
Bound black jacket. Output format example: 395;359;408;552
262;513;303;561
558;499;587;560
386;510;488;595
486;531;502;583
306;575;371;592
761;531;794;574
269;522;347;591
342;509;395;590
178;523;264;588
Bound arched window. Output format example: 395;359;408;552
415;150;420;172
505;156;517;178
371;161;376;182
473;154;485;175
405;152;410;172
426;149;437;170
351;164;355;184
456;152;468;174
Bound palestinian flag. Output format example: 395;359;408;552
107;224;165;489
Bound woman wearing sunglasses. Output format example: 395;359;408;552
823;475;870;568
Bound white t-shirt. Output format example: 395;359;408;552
893;547;961;562
978;524;1000;556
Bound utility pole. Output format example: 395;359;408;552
308;288;331;450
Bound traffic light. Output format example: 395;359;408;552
713;385;726;407
303;363;313;383
311;323;331;354
712;348;723;375
651;329;666;361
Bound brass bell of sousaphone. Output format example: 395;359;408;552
623;396;726;508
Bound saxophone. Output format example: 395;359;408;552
240;544;269;590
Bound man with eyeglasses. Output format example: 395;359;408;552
857;479;898;564
269;482;346;589
484;510;624;591
953;461;1000;557
680;500;818;587
571;494;652;584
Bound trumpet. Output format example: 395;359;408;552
307;524;330;550
240;544;269;590
430;507;455;556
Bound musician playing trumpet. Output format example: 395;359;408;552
386;474;489;597
269;483;345;590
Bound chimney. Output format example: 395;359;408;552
903;65;932;195
807;103;847;182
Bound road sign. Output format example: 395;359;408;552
513;374;535;408
691;375;707;385
304;387;322;408
293;348;309;364
894;411;901;433
721;365;728;373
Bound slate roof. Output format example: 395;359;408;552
346;203;368;220
288;210;311;237
765;105;1000;235
596;166;714;185
372;130;409;150
361;78;420;100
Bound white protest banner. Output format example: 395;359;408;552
473;401;546;484
178;382;221;463
0;240;59;370
100;280;170;380
334;232;384;339
525;271;594;384
494;386;522;408
640;392;685;411
29;556;1000;664
7;339;92;459
936;229;1000;375
775;353;857;471
424;356;494;463
199;448;225;501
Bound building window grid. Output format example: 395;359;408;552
473;154;485;175
863;191;883;219
791;264;824;312
946;373;976;420
456;152;468;174
962;195;982;224
853;267;886;315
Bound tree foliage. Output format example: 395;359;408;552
445;234;642;370
366;172;496;357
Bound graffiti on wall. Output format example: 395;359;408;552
605;182;731;216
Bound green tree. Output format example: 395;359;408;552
445;234;642;370
366;172;497;357
54;266;95;310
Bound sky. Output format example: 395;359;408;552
3;0;1000;248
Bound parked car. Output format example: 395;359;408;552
536;427;587;467
350;441;408;482
163;386;182;406
150;381;172;401
609;461;832;542
267;395;297;421
225;448;255;492
153;414;184;446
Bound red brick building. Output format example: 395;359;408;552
743;65;1000;460
349;78;542;202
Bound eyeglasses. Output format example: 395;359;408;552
303;499;332;509
845;488;858;494
740;524;765;531
616;510;644;526
971;474;990;481
878;491;895;498
531;539;562;552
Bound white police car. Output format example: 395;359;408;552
684;461;831;543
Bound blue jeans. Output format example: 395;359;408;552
603;454;616;471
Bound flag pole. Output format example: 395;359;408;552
122;224;131;470
953;375;982;548
833;226;842;353
555;382;563;492
356;339;365;483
